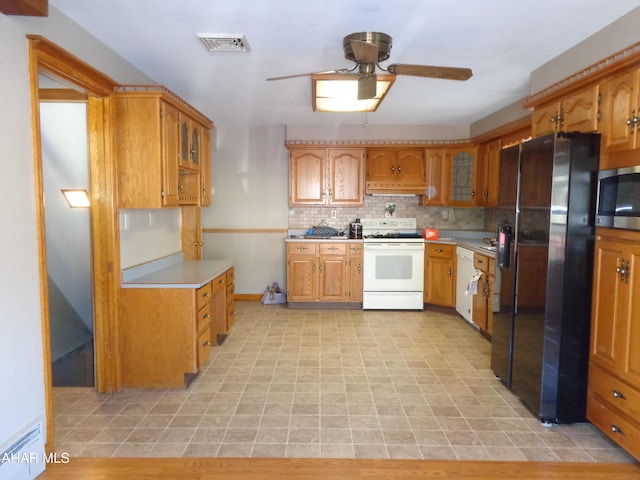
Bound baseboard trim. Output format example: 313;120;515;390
234;293;262;301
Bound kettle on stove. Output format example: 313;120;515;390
349;218;362;239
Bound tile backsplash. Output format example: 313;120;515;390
288;196;487;232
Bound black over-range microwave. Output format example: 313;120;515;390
596;165;640;230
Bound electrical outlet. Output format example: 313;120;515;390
289;209;295;217
441;208;449;220
331;209;337;219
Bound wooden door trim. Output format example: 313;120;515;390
28;36;120;454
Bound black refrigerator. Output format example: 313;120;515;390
490;132;600;424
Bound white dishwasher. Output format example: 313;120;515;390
456;246;474;324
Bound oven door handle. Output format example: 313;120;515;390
364;243;425;250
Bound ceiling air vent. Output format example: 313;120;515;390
197;34;251;52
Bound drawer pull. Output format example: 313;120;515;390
203;313;210;319
219;279;225;284
611;424;625;436
297;246;307;251
436;248;443;253
203;341;211;347
329;247;338;251
203;292;210;298
612;389;627;400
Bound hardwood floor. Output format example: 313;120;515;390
38;457;640;479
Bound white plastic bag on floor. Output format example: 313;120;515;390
261;282;286;304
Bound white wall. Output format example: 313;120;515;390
530;6;640;94
119;209;182;268
41;103;93;331
0;5;153;462
200;126;289;294
0;12;47;459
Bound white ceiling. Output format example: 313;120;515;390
50;0;639;129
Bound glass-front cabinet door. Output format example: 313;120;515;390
448;146;478;205
191;125;200;168
180;117;190;169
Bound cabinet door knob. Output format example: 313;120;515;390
203;313;210;319
203;341;211;347
448;267;452;277
203;292;210;298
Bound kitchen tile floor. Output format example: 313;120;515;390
53;302;636;463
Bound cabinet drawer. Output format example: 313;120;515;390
588;392;640;460
427;243;454;257
197;303;211;334
211;273;226;294
197;328;212;368
225;267;235;286
474;254;489;272
319;243;347;255
288;242;318;256
348;244;363;256
590;364;640;420
196;282;211;311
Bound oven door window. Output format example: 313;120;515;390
375;255;413;280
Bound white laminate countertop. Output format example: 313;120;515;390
121;253;234;289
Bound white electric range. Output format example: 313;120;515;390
361;218;425;310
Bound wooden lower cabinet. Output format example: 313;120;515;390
347;244;363;302
120;266;234;388
587;228;640;459
424;243;456;307
472;253;494;336
287;241;363;304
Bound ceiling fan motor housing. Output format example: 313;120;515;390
343;32;392;63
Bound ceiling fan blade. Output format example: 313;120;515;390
267;66;357;81
388;64;473;81
351;40;379;64
358;74;377;100
267;70;339;81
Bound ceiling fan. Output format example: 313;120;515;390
267;32;473;100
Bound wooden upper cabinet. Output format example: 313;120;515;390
327;148;365;205
116;97;180;209
200;128;212;206
365;147;426;194
602;69;640;155
532;101;562;138
289;148;327;206
447;146;479;206
421;148;448;206
476;139;501;207
179;113;201;171
562;84;600;133
289;147;364;206
531;84;600;138
115;86;213;209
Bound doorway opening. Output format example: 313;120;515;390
39;92;95;387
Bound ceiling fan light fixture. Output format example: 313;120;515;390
312;74;395;112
